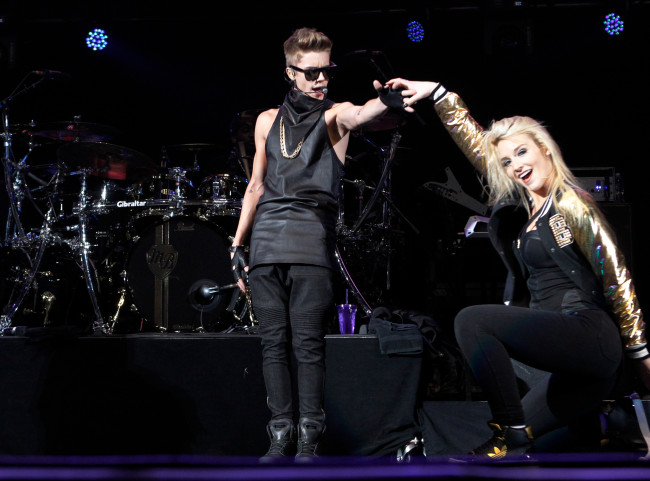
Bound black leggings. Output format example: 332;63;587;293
454;304;622;435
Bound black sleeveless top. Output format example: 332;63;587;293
518;212;598;313
249;102;343;269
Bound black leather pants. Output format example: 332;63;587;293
249;264;334;423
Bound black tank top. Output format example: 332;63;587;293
519;219;598;313
249;104;343;269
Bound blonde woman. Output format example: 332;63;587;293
389;79;649;459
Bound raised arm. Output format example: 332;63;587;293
333;80;407;135
387;78;489;177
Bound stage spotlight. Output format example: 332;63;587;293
86;28;108;51
406;21;425;43
603;13;624;36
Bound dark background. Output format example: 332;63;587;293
2;1;649;330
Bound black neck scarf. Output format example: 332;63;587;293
280;88;332;152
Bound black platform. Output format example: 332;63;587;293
0;333;422;457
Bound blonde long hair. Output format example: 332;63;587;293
482;116;589;220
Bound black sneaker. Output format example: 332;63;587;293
469;422;534;460
259;419;296;462
295;417;325;460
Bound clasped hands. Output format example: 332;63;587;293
375;78;443;113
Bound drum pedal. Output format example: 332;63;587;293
41;291;56;326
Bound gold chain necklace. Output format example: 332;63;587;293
279;116;304;159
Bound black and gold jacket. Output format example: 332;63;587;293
433;90;647;358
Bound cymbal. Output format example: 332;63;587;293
29;121;122;142
7;123;36;135
56;142;158;181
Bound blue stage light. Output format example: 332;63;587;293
86;28;108;51
406;21;425;43
603;13;624;36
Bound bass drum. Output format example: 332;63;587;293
124;216;236;332
0;244;94;332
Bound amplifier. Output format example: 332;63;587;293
570;167;617;202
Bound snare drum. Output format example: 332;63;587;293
126;169;195;220
132;169;196;201
123;215;236;332
196;173;247;217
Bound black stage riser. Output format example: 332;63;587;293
0;334;422;457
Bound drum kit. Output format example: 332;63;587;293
1;113;253;335
1;70;417;336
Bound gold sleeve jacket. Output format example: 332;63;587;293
434;90;647;358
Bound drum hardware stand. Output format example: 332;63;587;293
225;287;257;333
1;184;112;335
170;167;189;202
0;206;59;332
3;154;29;247
1;72;50;247
1;81;48;330
3;113;30;248
160;145;169;169
1;73;109;334
106;286;127;333
71;169;111;334
342;178;419;237
154;167;189;219
190;282;257;332
3;150;62;243
336;128;418;310
190;151;200;174
41;291;56;326
3;170;80;332
351;128;402;234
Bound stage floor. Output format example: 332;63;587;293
0;452;649;481
1;330;647;480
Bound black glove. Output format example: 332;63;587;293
229;245;249;284
376;85;405;109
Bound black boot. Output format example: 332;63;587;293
469;422;534;460
259;419;296;462
295;417;325;460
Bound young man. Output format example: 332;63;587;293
229;27;405;459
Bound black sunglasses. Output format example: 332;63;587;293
289;63;337;81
